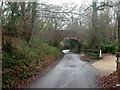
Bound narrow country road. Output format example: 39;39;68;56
30;53;99;88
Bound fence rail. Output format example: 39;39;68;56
85;49;101;60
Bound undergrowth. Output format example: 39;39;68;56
2;37;62;88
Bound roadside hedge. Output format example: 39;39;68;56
100;44;118;54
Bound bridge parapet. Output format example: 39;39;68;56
64;36;80;42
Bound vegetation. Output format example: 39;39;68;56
100;44;118;54
1;2;63;88
1;0;120;88
2;37;62;88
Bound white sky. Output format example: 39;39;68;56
40;0;118;6
40;0;92;6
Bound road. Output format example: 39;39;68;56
30;53;99;88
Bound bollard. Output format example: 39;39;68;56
100;50;101;58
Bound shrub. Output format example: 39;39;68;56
100;44;105;53
81;43;91;53
105;45;112;53
100;44;118;54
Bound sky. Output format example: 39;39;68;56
40;0;92;6
39;0;119;6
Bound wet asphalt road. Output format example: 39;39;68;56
30;53;99;88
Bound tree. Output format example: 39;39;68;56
118;1;120;51
0;1;3;89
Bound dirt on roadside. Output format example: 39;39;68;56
92;54;117;76
80;53;93;62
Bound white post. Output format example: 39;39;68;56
100;50;102;57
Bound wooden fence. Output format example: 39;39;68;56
85;49;101;60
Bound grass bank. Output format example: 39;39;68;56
2;37;62;88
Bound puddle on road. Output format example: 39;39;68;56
69;65;76;67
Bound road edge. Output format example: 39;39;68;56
26;54;64;88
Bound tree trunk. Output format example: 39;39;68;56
91;1;98;49
26;2;37;41
20;2;25;20
117;1;120;85
118;1;120;51
10;2;18;17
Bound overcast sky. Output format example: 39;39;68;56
40;0;92;6
39;0;118;6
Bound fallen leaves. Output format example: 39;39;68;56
99;71;118;88
80;55;93;62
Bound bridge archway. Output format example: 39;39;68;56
61;36;82;53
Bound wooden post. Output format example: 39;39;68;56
117;53;119;71
116;52;120;87
100;50;101;58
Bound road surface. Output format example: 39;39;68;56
30;53;99;88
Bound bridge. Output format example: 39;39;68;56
64;36;80;42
